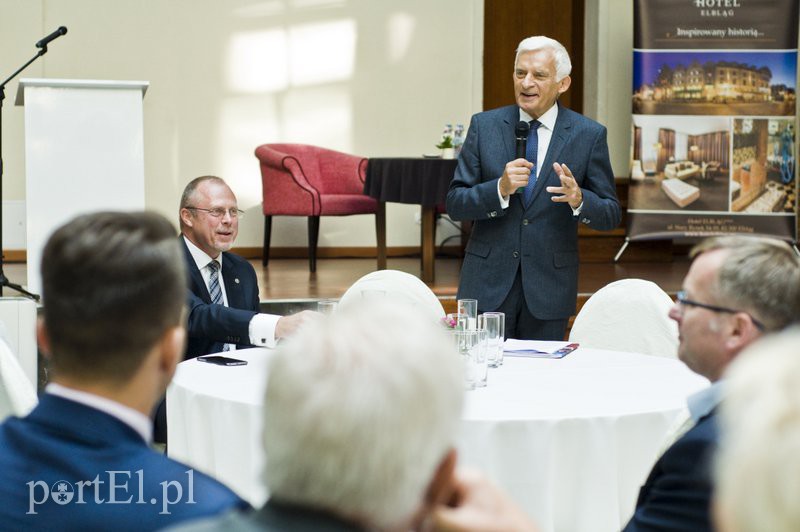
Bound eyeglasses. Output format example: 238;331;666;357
185;207;244;219
675;290;765;331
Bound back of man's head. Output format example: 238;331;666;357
690;235;800;332
715;328;800;532
262;301;464;530
41;211;185;383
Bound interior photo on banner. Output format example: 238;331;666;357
627;0;798;243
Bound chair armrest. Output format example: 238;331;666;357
317;149;369;195
255;145;321;215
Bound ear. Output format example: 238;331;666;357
159;325;186;381
557;75;571;95
423;448;458;508
725;312;761;355
36;318;52;358
179;208;194;228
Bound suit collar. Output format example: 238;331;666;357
28;394;149;446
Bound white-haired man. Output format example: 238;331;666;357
171;301;465;531
714;328;800;532
446;35;620;340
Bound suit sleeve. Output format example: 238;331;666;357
186;290;257;346
446;114;507;221
575;126;621;231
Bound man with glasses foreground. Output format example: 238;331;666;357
622;235;800;531
155;176;316;443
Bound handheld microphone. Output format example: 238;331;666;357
515;120;530;194
36;26;68;49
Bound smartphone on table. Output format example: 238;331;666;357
197;355;248;366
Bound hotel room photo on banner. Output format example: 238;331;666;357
628;0;798;242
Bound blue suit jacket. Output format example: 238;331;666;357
623;411;717;532
0;394;248;531
182;237;260;359
446;104;620;319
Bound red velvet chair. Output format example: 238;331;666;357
255;143;386;272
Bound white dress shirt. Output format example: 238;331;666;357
183;236;279;348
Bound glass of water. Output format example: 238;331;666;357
479;312;505;368
317;299;338;315
457;299;478;331
453;329;487;390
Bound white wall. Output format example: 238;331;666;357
0;0;482;248
584;0;634;177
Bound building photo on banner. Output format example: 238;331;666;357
624;0;798;250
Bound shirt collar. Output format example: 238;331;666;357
46;383;154;444
519;103;559;131
183;235;223;271
687;380;723;422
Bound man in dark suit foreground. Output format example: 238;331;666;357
169;300;466;531
0;212;248;530
446;35;620;340
623;235;800;531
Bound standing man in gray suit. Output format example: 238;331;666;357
446;35;621;340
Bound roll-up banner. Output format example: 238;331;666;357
627;0;798;244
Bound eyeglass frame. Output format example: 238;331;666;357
184;206;245;219
675;290;765;331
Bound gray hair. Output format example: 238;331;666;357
690;236;800;332
716;328;800;532
178;175;228;227
515;35;572;81
262;300;464;529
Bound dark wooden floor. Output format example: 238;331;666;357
3;256;691;313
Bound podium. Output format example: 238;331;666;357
15;79;149;295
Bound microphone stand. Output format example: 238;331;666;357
0;47;48;301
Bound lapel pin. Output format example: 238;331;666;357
235;278;240;284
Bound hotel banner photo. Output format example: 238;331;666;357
628;0;798;242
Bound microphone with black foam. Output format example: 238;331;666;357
36;26;68;49
515;120;530;194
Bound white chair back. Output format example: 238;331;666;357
569;278;678;358
0;337;37;420
338;270;445;321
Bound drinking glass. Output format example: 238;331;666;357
479;312;505;367
317;299;338;315
457;299;478;331
453;329;487;390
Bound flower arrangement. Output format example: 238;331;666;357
441;313;462;329
436;124;454;149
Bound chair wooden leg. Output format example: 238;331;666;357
308;216;320;273
375;202;387;270
263;216;272;267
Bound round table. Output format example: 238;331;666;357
167;347;708;532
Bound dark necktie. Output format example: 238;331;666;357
207;260;230;351
523;120;542;206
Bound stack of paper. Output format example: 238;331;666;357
503;340;579;359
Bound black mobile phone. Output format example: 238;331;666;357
197;355;248;366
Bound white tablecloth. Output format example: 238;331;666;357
167;347;708;532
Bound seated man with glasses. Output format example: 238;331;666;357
623;235;800;532
154;175;317;443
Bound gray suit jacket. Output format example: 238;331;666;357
446;104;620;319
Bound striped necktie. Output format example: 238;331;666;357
523;120;542;206
207;260;230;351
